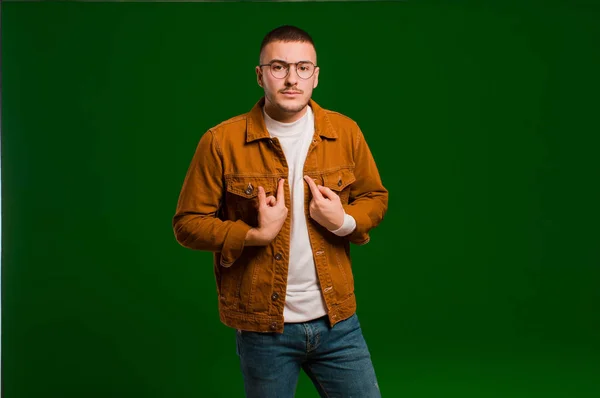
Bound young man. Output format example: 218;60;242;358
173;25;388;398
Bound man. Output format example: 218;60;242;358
173;25;388;398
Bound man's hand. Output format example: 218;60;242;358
303;175;345;231
245;178;288;246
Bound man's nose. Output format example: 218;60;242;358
285;65;299;85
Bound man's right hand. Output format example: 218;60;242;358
245;178;288;246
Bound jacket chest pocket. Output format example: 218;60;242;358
321;168;356;204
224;176;277;227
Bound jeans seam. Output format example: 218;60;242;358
303;323;310;354
304;363;330;398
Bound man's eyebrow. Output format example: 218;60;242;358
266;59;313;64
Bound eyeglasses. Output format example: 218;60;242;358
259;60;317;80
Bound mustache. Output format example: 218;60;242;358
280;88;303;93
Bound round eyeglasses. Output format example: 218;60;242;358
259;61;317;80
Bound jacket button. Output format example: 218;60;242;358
270;322;277;330
271;292;279;301
338;179;343;187
274;253;282;261
245;187;253;194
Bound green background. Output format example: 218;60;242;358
3;1;599;397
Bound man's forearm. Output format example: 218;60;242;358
173;213;252;266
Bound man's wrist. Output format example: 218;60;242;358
245;228;268;246
329;213;357;236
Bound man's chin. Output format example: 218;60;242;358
276;100;308;114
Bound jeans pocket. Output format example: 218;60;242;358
337;312;361;333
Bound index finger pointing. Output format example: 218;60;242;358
276;178;286;203
304;175;323;200
257;186;266;208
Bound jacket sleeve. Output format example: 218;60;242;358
172;130;252;267
342;124;389;245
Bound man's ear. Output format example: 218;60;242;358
256;66;263;88
313;66;320;89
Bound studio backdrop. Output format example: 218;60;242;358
2;1;599;397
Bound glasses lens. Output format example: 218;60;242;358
297;62;314;79
270;62;288;78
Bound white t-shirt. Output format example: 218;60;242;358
263;105;356;323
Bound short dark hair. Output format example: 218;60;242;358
259;25;316;62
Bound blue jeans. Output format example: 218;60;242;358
235;313;381;398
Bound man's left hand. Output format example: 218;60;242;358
304;175;345;231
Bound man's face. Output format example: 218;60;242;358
256;40;320;123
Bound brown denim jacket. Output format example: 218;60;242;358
172;97;388;333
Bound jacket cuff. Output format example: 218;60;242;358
342;205;372;245
219;219;252;267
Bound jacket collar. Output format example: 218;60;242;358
246;97;338;143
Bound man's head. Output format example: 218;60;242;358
256;25;319;123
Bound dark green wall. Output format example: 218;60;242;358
3;1;599;397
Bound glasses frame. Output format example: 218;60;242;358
258;60;318;80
